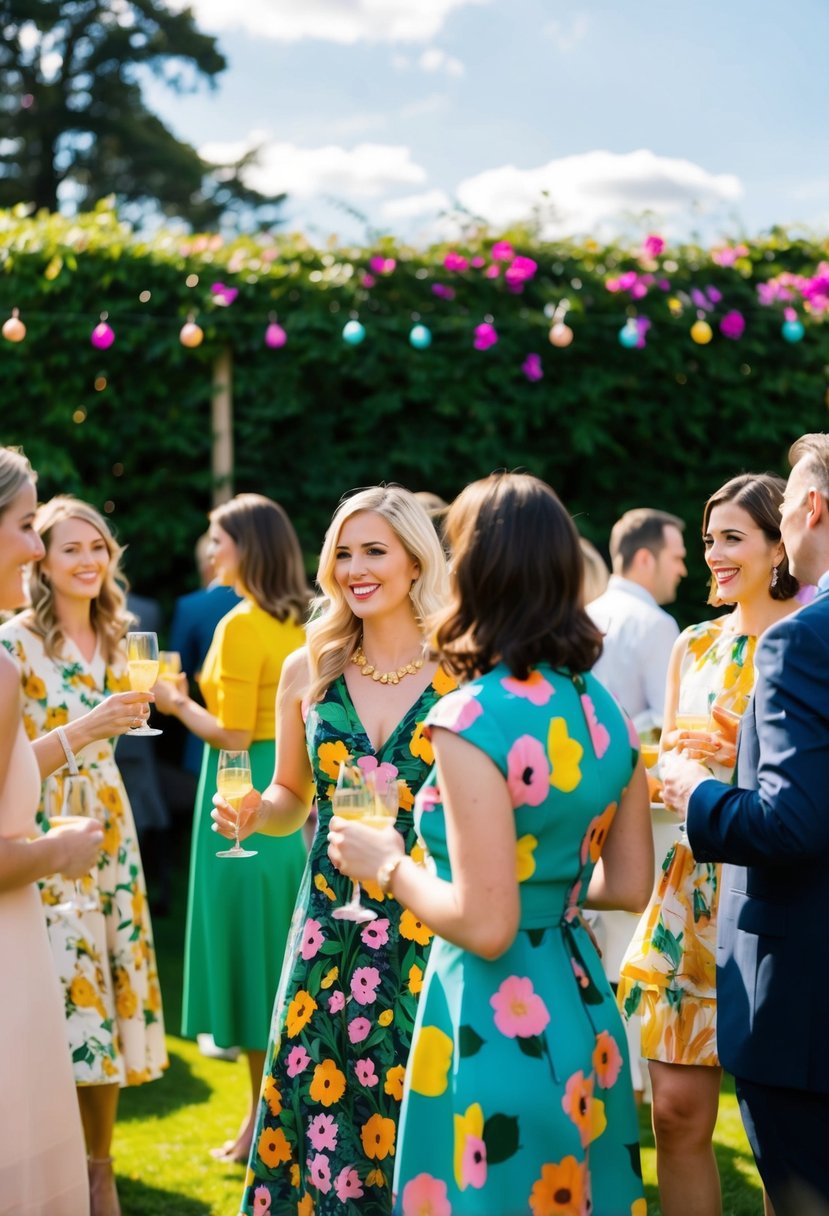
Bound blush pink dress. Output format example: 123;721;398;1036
0;713;89;1215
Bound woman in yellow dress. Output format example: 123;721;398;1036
618;473;800;1216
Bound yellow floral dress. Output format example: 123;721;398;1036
617;618;757;1066
0;620;168;1087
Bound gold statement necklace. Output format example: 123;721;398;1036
351;641;425;685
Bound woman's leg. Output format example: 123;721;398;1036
79;1083;121;1216
649;1060;723;1216
212;1048;266;1162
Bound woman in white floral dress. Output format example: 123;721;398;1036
0;496;167;1216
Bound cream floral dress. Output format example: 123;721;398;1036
0;620;167;1088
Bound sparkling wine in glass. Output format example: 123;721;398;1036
52;774;99;915
216;749;258;859
158;650;182;681
332;763;377;923
126;632;162;736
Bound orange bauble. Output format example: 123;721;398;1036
2;311;26;342
179;321;204;348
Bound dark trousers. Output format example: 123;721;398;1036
736;1075;829;1216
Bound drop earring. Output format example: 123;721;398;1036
770;565;779;590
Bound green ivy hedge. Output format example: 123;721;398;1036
1;201;827;626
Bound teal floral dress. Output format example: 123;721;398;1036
393;664;646;1216
241;667;455;1216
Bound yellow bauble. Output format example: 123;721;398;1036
690;319;713;344
179;321;204;348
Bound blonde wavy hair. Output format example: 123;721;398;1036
0;447;36;517
25;496;131;665
306;486;449;704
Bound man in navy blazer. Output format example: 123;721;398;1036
662;432;829;1215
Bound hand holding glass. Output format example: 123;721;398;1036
215;749;258;859
52;775;99;914
126;632;162;736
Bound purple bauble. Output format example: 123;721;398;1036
265;322;287;348
91;321;115;350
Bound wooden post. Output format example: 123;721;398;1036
212;346;234;506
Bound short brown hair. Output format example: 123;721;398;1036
434;472;603;682
609;508;685;574
210;494;309;623
789;433;829;498
702;472;799;605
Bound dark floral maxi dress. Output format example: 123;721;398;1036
240;668;455;1216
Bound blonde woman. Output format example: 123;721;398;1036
212;486;452;1215
0;496;167;1216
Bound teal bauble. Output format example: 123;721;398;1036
409;323;432;349
618;321;639;348
782;319;804;343
342;319;366;345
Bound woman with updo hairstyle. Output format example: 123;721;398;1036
329;471;653;1216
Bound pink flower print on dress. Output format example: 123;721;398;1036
327;989;345;1013
625;714;640;751
334;1166;365;1202
348;1016;372;1044
307;1112;339;1152
252;1185;271;1214
580;695;610;758
506;735;550;807
417;784;442;813
355;1058;379;1087
308;1151;332;1194
361;917;390;949
351;966;381;1005
592;1030;623;1089
286;1045;310;1077
490;975;551;1038
428;689;483;733
501;670;555;705
300;917;325;960
401;1173;453;1216
461;1135;488;1189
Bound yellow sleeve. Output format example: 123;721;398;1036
213;611;263;732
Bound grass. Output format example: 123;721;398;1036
115;842;764;1215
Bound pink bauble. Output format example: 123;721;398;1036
180;321;204;348
91;321;115;350
2;314;26;342
265;322;287;348
548;322;573;348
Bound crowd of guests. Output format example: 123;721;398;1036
2;434;829;1216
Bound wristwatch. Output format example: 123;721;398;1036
377;854;404;895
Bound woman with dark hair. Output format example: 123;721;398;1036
153;493;310;1165
329;472;653;1216
618;472;799;1216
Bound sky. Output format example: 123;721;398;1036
112;0;829;246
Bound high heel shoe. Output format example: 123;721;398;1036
88;1156;122;1216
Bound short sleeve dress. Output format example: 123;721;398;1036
392;664;646;1216
0;619;167;1088
617;618;757;1066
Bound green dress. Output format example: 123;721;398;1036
240;668;454;1215
393;664;646;1216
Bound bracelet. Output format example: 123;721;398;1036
377;854;404;896
55;726;79;776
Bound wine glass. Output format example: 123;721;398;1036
367;768;400;826
158;650;182;681
331;763;377;923
126;632;163;736
51;774;99;915
215;749;258;859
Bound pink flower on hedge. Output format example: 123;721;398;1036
309;1152;332;1194
286;1045;310;1077
328;989;345;1013
334;1167;365;1202
444;251;469;272
580;695;610;758
210;282;238;306
361;272;376;288
720;310;745;339
522;352;543;381
491;240;514;262
348;1016;372;1044
473;322;498;350
361;918;390;949
428;690;483;732
471;255;486;268
369;256;396;275
501;671;554;705
490;975;551;1038
300;917;325;960
484;264;501;279
355;1058;379;1087
401;1174;452;1216
432;282;456;300
506;735;550;807
351;966;381;1005
643;234;665;258
308;1112;338;1152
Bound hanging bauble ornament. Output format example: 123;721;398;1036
618;320;639;349
2;308;26;343
548;322;573;348
782;318;805;343
409;323;432;350
180;319;204;348
91;313;115;350
690;319;713;345
342;319;366;345
265;321;287;348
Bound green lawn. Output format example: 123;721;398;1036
116;848;764;1215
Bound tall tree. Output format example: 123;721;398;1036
0;0;283;228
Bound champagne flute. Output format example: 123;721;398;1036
158;650;182;681
52;774;99;915
126;632;163;736
216;749;258;859
367;768;400;826
332;763;377;923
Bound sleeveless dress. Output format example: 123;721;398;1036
0;621;168;1087
617;619;757;1066
0;711;89;1214
393;664;646;1216
181;600;307;1050
240;667;455;1216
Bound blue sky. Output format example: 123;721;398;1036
150;0;828;245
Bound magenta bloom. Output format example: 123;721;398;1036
361;272;376;288
643;234;665;258
580;695;610;757
461;1135;488;1189
522;352;543;382
334;1167;365;1202
300;917;325;961
327;989;345;1013
428;690;483;732
308;1152;332;1194
401;1175;452;1216
355;1058;379;1087
286;1045;310;1077
501;671;555;705
307;1112;338;1152
369;256;396;275
471;255;486;268
348;1016;372;1044
505;256;537;290
473;322;498;350
361;917;390;949
491;240;514;262
506;735;550;807
431;282;456;300
484;264;501;279
444;251;469;272
720;310;746;340
490;975;551;1038
350;967;381;1005
210;282;238;306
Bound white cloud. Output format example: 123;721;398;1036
174;0;489;44
418;48;465;76
399;93;450;120
544;14;590;53
200;133;428;199
455;149;743;237
381;189;452;220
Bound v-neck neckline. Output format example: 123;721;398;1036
337;673;433;758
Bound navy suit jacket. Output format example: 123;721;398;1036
687;592;829;1092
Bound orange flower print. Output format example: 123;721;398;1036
561;1071;607;1148
409;721;434;766
320;965;339;989
45;705;69;729
106;666;132;692
23;673;47;700
409;1025;453;1096
384;1064;405;1100
400;908;433;946
98;785;124;817
69;976;98;1008
313;872;337;901
580;802;617;865
309;1059;346;1107
431;665;456;696
22;712;37;740
529;1155;586;1216
263;1074;283;1116
297;1196;315;1216
257;1125;292;1169
592;1030;623;1089
516;834;538;882
408;963;423;995
115;984;138;1018
317;740;350;782
547;718;583;792
286;990;317;1037
360;1113;396;1160
366;1168;386;1187
398;781;415;811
